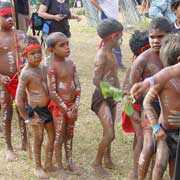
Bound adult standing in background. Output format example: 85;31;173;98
148;0;176;23
14;0;30;32
38;0;81;38
90;0;127;70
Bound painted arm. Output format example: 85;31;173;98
73;64;81;109
93;54;106;89
131;62;180;99
143;85;167;140
47;67;67;110
15;72;29;120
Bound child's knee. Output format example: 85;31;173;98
104;130;115;143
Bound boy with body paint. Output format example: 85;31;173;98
46;32;81;172
0;1;27;161
122;30;150;180
129;17;171;180
143;33;180;180
91;18;123;177
16;35;55;179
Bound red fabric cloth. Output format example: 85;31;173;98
121;103;141;133
7;72;18;98
48;100;73;123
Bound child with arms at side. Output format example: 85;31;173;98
16;35;55;179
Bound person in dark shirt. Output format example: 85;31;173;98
14;0;29;32
171;0;180;33
38;0;81;38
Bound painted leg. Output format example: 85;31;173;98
16;109;27;151
138;129;154;180
92;102;115;178
44;121;55;172
54;115;65;169
1;88;16;161
129;117;143;180
32;125;49;179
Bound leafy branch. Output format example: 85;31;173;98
100;81;135;116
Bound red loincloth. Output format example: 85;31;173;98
7;72;18;98
121;103;141;133
48;100;74;123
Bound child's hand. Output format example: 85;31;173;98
1;75;11;85
155;128;167;141
25;113;42;126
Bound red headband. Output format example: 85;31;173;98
22;44;41;56
0;8;14;16
98;32;120;49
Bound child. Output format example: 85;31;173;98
122;30;150;180
129;17;171;180
143;33;180;180
46;32;81;171
91;18;123;177
171;0;180;33
0;1;27;161
15;35;55;179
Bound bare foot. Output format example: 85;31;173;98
104;160;116;169
129;170;138;180
58;169;70;180
92;162;109;178
34;167;49;179
5;150;17;161
66;161;81;175
44;165;58;172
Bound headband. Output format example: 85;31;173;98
0;8;14;16
22;44;41;56
98;32;120;49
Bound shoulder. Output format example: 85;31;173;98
19;68;29;82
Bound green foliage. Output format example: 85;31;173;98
100;81;135;116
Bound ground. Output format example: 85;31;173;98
0;16;169;180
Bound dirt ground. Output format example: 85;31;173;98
0;16;168;180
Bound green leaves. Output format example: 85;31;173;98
100;81;136;116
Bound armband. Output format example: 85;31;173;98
153;124;161;134
25;118;32;124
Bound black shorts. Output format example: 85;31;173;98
26;105;53;124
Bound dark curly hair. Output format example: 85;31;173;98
149;17;171;33
129;30;149;56
97;18;123;39
171;0;180;10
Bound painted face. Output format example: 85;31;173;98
53;37;70;58
149;29;167;51
0;14;13;30
26;48;42;66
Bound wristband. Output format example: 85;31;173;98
153;124;161;134
25;118;32;124
145;77;155;87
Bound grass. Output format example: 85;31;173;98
0;16;169;180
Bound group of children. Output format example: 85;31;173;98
0;1;180;180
